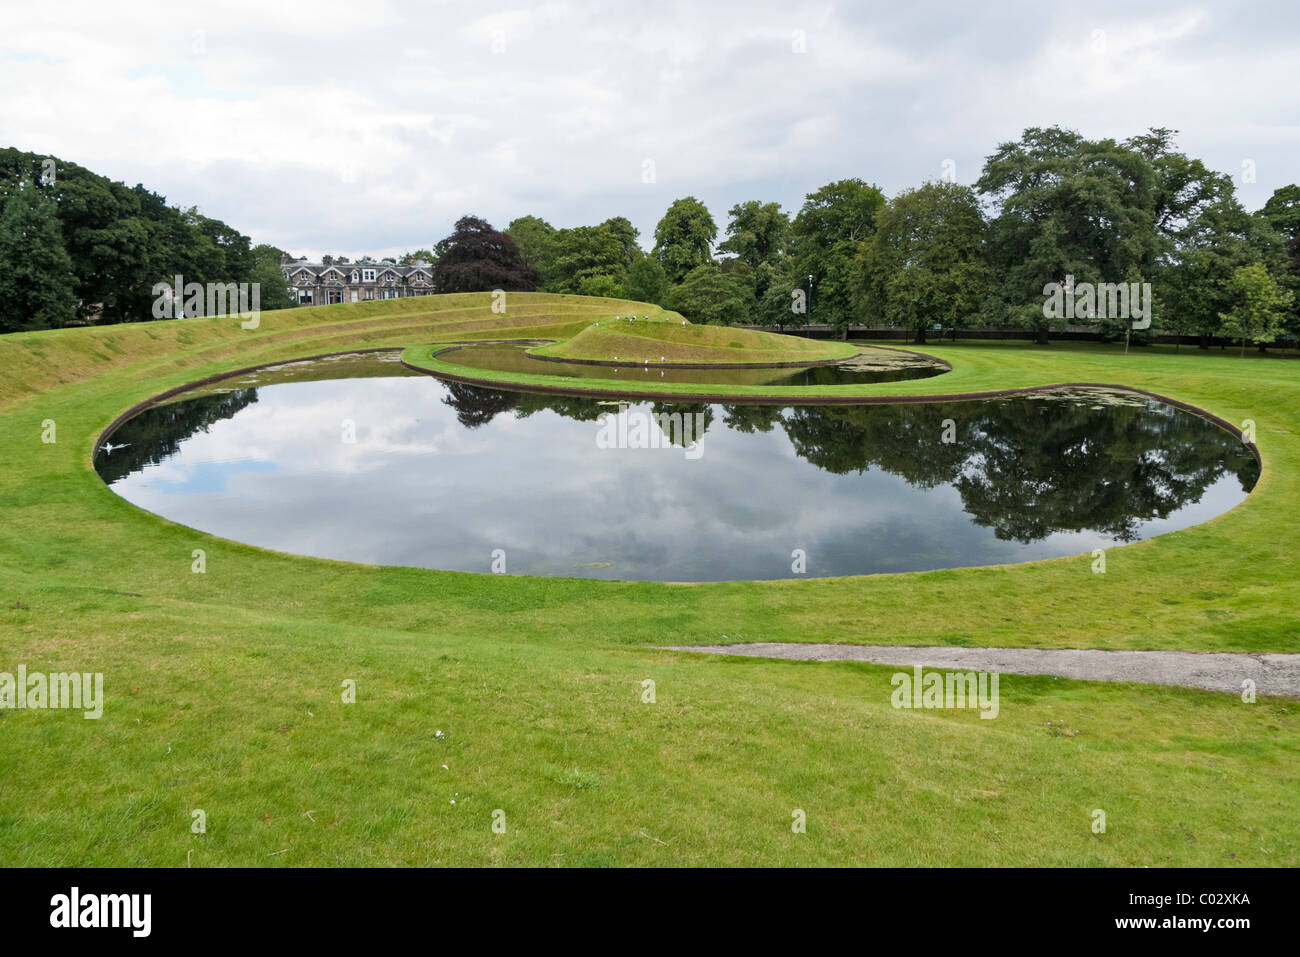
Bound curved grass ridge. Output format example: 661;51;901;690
409;341;960;399
529;317;860;366
1;291;1297;867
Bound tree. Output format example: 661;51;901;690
432;215;539;293
505;215;556;275
718;200;789;268
0;147;276;326
1218;263;1293;354
790;179;886;333
0;181;77;332
1126;129;1278;347
1257;185;1300;338
599;216;641;269
976;126;1161;343
856;181;991;343
793;179;883;246
544;225;627;293
1258;184;1300;242
621;253;668;305
250;244;293;313
1159;197;1274;347
665;264;750;326
576;273;622;298
653;197;717;284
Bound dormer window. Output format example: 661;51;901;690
350;271;359;283
363;269;376;282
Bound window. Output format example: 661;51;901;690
363;269;376;282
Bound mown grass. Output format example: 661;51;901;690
0;294;1296;867
530;316;858;365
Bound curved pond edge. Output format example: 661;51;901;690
405;341;955;394
400;345;1256;461
92;345;1259;471
85;345;1263;586
521;343;877;370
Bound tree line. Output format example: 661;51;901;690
486;126;1297;349
4;127;1297;350
0;147;291;333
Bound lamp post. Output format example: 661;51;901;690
806;274;813;339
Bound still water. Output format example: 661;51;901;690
435;342;948;386
95;353;1259;582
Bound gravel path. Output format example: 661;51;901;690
659;643;1300;697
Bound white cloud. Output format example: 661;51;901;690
1;0;1294;258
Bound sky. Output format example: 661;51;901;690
2;0;1296;260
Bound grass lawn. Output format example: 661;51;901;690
529;315;859;365
0;293;1296;866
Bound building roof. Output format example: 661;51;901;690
281;259;434;281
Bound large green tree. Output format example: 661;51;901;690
0;180;78;332
1258;184;1300;241
718;200;789;268
856;181;991;343
544;225;628;294
1158;196;1276;347
621;253;668;305
976;126;1162;343
250;244;293;312
599;216;641;269
790;179;886;333
653;197;717;284
505;215;557;276
1128;129;1278;347
665;264;751;326
1257;184;1300;337
0;147;268;326
1218;263;1293;354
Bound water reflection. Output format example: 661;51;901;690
436;342;947;386
96;358;1258;581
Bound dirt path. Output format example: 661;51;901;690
659;643;1300;697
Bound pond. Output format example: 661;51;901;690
95;352;1259;582
434;342;948;386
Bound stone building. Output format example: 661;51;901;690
280;254;435;305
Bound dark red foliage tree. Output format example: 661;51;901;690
432;215;539;293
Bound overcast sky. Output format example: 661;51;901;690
2;0;1296;259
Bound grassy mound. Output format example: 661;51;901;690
529;317;859;365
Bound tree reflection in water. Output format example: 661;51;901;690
102;379;1257;549
440;384;1258;544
